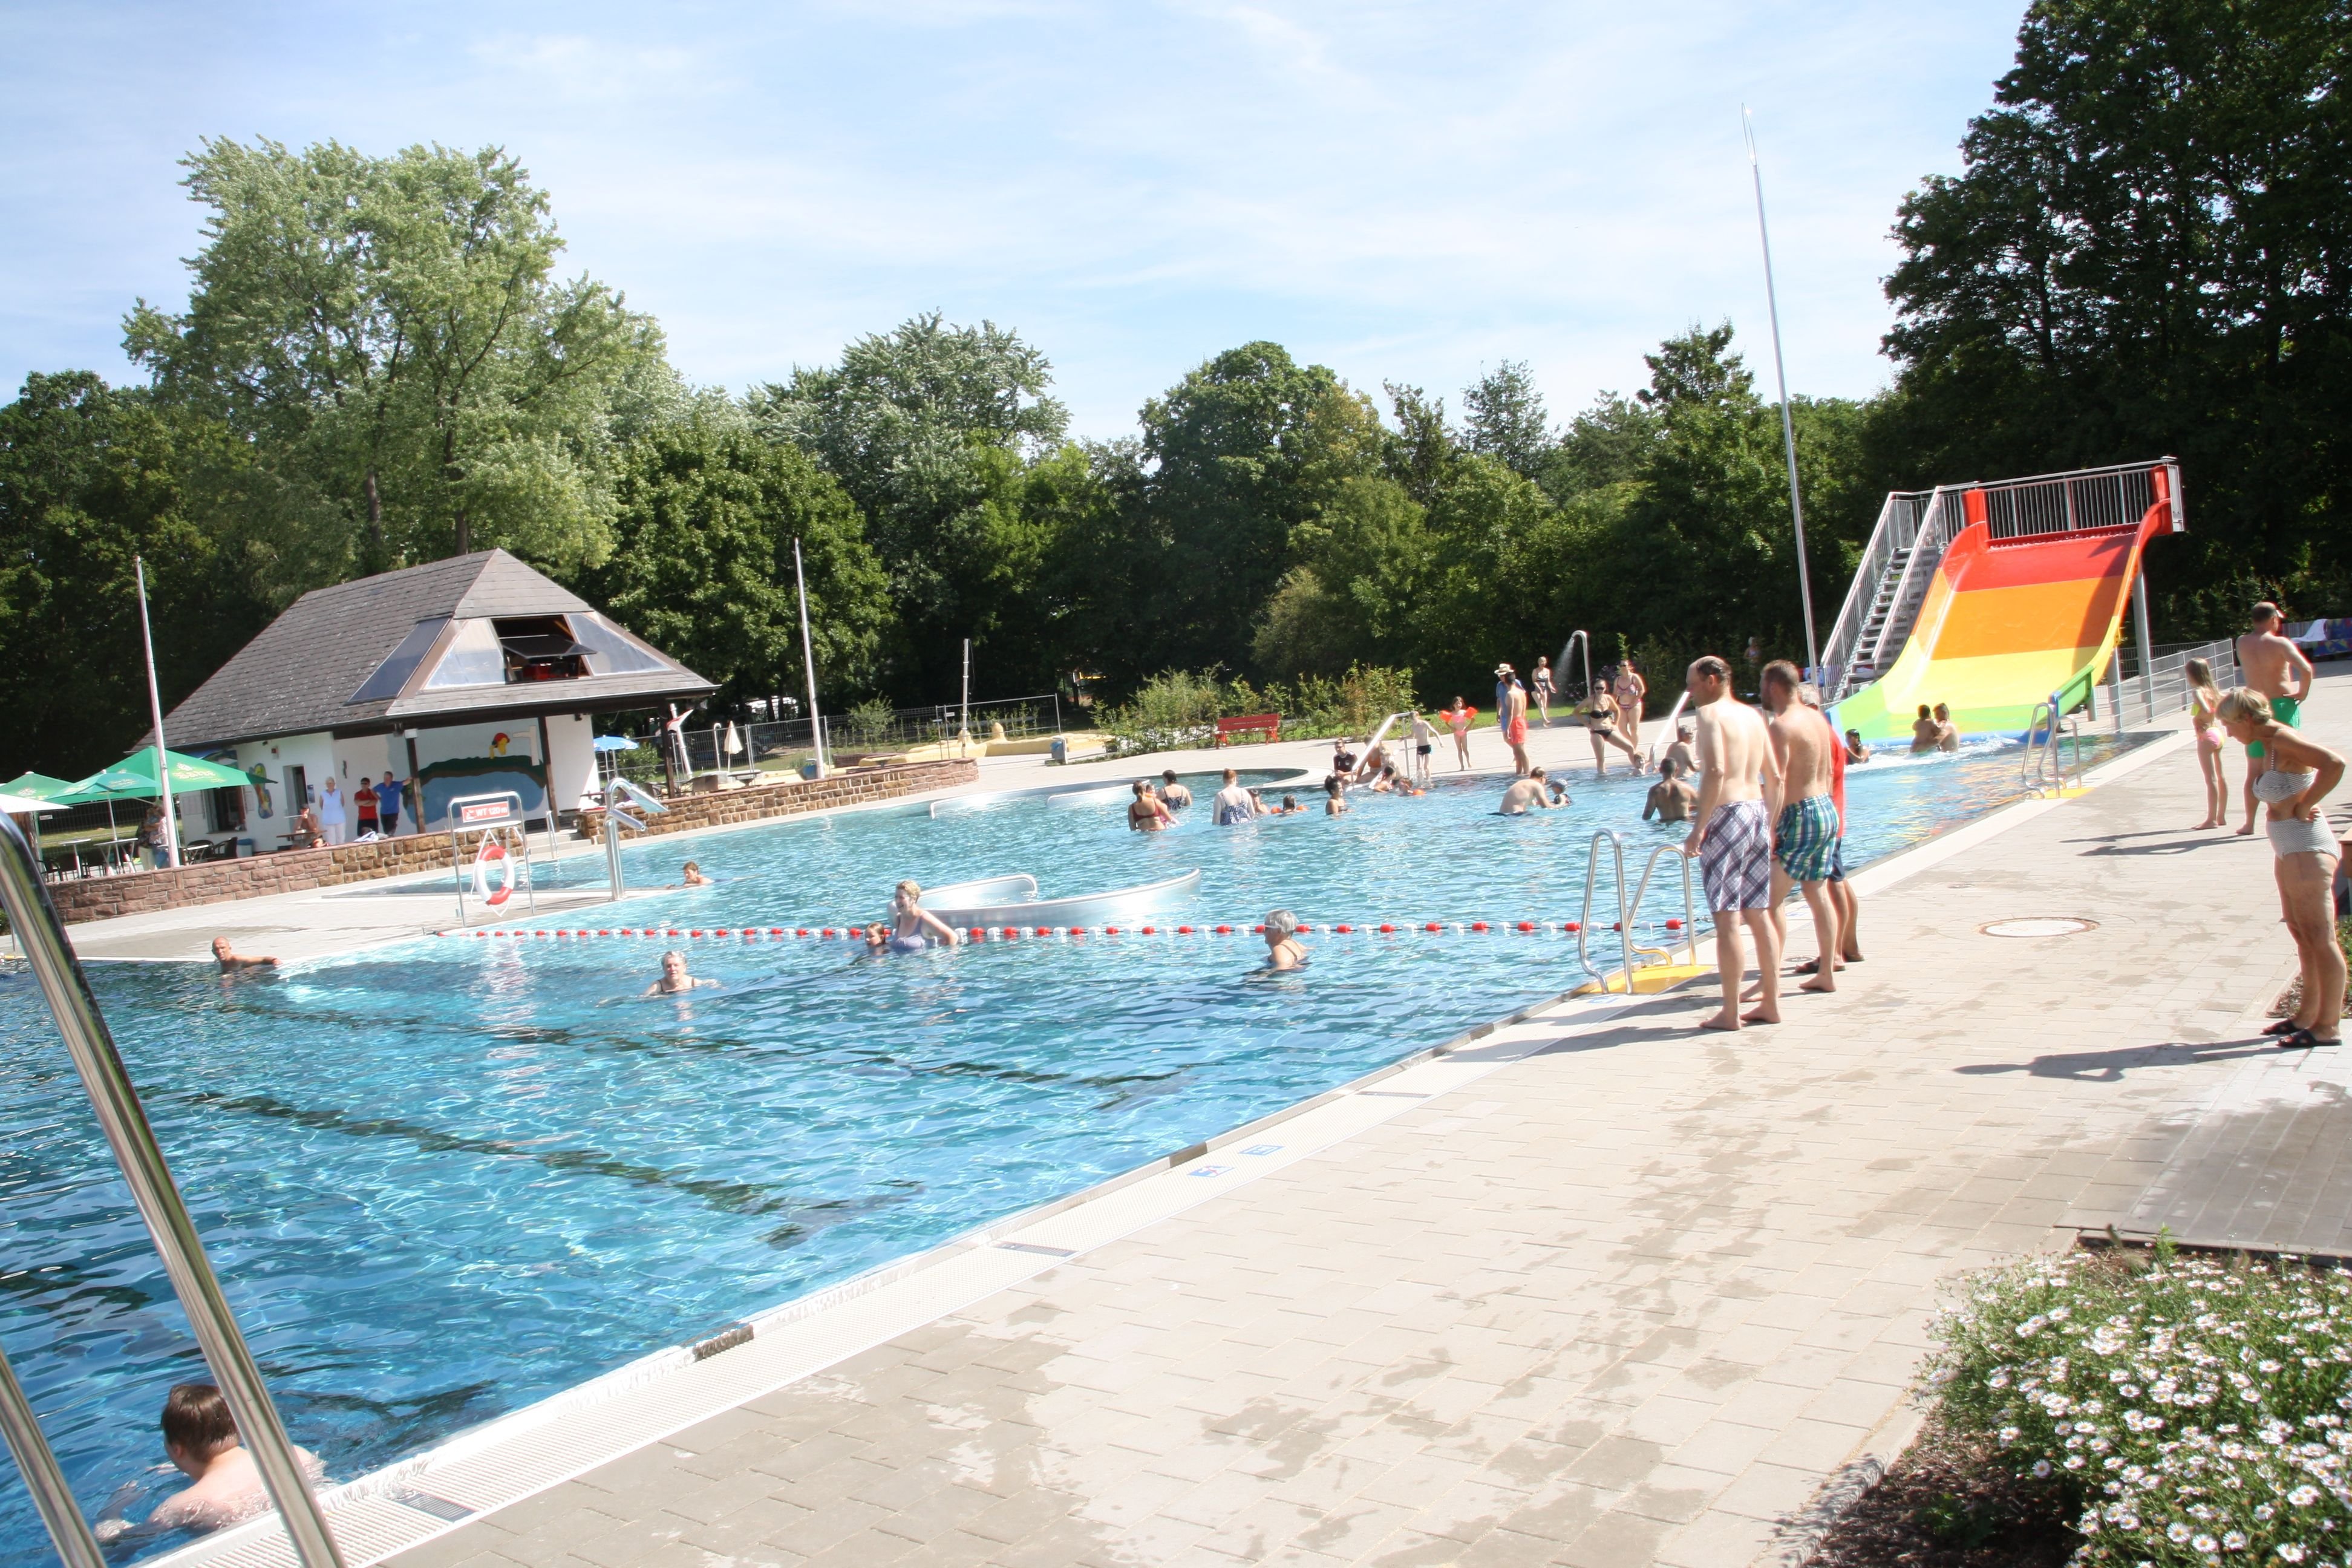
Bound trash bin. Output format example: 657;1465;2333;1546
1050;736;1068;765
800;760;821;780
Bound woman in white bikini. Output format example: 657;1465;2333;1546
2217;688;2343;1049
1612;658;1648;756
2185;657;2228;829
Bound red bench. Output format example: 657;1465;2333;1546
1214;713;1281;746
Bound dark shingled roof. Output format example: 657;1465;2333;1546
158;550;714;749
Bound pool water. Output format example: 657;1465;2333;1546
0;736;2123;1561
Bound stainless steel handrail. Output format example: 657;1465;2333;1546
0;813;345;1568
2020;699;2085;795
1576;831;1637;994
1625;844;1700;968
0;1336;105;1568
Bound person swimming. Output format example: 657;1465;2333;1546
643;949;722;996
1261;909;1307;970
210;937;278;972
1273;793;1302;814
868;880;964;953
678;861;713;887
93;1383;324;1543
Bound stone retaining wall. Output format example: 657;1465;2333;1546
575;760;976;843
42;760;976;926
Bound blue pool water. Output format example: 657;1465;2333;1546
0;737;2124;1561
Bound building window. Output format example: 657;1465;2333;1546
494;616;591;683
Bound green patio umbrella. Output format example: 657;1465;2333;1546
57;750;256;867
2;771;76;802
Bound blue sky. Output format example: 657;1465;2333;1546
1;2;2026;440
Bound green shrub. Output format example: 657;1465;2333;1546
841;696;897;746
1927;1241;2352;1564
1097;665;1422;755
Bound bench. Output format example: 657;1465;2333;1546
1214;713;1281;746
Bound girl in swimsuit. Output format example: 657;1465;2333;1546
871;880;964;954
1612;659;1647;754
2185;656;2228;829
1444;699;1475;770
2217;688;2344;1049
1530;658;1555;727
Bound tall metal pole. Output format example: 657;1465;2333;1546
2131;573;2157;722
134;557;181;869
1742;108;1821;676
793;539;828;779
0;814;345;1568
961;638;972;744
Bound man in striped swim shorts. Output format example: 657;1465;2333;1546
1684;655;1785;1031
1761;661;1842;993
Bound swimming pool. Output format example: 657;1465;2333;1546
0;737;2126;1561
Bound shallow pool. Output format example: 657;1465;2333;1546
0;736;2124;1561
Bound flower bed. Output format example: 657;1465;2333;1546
1921;1242;2352;1565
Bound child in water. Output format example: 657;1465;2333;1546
95;1384;324;1543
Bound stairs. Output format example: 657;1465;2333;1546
1852;546;1913;670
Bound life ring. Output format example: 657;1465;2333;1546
472;836;516;906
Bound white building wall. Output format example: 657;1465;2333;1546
544;712;598;817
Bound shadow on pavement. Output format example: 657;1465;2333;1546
1955;1038;2278;1082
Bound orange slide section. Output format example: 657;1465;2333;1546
1833;475;2174;743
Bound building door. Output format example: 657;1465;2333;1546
284;765;309;815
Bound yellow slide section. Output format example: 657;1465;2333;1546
1832;480;2175;744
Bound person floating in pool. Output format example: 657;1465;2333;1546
1270;793;1304;815
678;861;713;886
643;949;722;996
211;937;278;972
93;1383;324;1543
1497;768;1556;815
866;880;964;953
1261;909;1307;971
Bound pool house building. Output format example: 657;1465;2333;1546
154;549;714;857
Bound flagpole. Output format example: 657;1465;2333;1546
134;557;180;869
794;539;828;779
1743;106;1821;677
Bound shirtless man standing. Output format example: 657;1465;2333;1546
1684;656;1784;1030
2237;601;2316;836
1760;662;1840;993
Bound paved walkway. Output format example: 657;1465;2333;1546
270;682;2342;1568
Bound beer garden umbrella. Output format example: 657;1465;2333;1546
57;750;256;865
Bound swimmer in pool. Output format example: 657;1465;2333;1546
93;1383;325;1543
870;880;964;953
1273;793;1302;815
678;861;712;886
1262;909;1307;970
1497;768;1555;815
642;949;722;996
211;937;278;972
1128;780;1172;832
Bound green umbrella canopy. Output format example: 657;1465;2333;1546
59;748;256;803
1;771;77;802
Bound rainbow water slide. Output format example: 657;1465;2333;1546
1832;463;2181;743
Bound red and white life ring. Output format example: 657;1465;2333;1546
472;837;516;906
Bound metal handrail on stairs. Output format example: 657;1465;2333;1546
1577;834;1700;991
2022;697;2086;795
0;813;345;1568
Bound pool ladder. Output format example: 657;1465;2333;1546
1575;831;1701;994
2022;696;2087;795
0;814;344;1567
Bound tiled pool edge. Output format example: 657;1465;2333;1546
138;728;2191;1568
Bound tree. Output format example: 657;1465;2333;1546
1883;0;2352;631
0;373;276;780
1134;342;1383;677
753;313;1068;695
1460;360;1552;480
582;423;892;708
125;138;662;586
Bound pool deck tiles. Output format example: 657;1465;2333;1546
127;673;2352;1567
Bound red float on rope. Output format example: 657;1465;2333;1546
1516;921;1535;932
1380;923;1395;933
1471;921;1489;932
1105;926;1120;935
1177;925;1194;935
1335;924;1353;933
1425;922;1440;932
1665;918;1684;930
1215;924;1232;935
1141;925;1157;935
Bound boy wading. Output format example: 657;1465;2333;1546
1682;655;1784;1030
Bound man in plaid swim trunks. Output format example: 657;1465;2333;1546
1683;655;1785;1031
1760;661;1842;993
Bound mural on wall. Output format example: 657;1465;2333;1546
243;762;275;817
416;755;548;829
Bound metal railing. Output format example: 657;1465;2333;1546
0;814;345;1568
2114;637;2239;727
1625;844;1701;970
1576;831;1638;994
1821;458;2184;702
2022;699;2088;794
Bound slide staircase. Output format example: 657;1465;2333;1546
1822;459;2184;743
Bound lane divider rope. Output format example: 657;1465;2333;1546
434;918;1693;940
